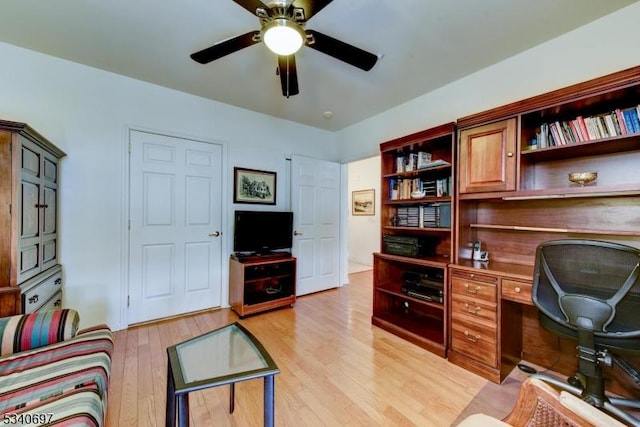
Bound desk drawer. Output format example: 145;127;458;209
450;269;498;284
451;317;497;367
451;296;497;323
22;268;63;313
38;291;63;312
451;277;497;303
501;279;533;306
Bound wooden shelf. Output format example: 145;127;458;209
384;196;452;205
469;223;640;237
371;313;446;357
383;225;451;233
520;133;640;162
373;252;450;268
459;183;640;201
375;285;444;310
382;163;452;179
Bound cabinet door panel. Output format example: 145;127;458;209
459;118;517;193
20;181;40;238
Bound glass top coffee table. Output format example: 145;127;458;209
165;322;280;427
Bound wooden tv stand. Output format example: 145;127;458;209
229;255;296;318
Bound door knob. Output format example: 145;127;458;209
209;231;221;237
293;230;303;236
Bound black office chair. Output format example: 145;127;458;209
531;239;640;426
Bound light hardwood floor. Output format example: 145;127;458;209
106;271;492;426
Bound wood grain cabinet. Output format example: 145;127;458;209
229;255;296;318
455;65;640;267
0;120;65;315
458;118;517;194
372;123;455;358
448;268;498;375
450;65;640;384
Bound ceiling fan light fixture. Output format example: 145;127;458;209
262;18;305;56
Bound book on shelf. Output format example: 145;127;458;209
569;120;584;142
391;201;452;229
604;114;618;137
612;109;626;135
576;116;590;141
531;104;640;151
419;202;451;228
417;159;451;169
416;151;432;169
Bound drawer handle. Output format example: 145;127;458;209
28;294;39;304
464;303;481;314
464;331;481;343
464;283;481;294
55;278;62;285
54;299;61;307
514;287;521;293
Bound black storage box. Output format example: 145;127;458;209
383;235;435;257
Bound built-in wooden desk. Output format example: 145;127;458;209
448;261;640;399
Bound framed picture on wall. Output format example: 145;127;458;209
352;189;375;216
233;167;277;205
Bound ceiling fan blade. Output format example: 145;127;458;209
278;55;299;98
232;0;269;16
290;0;334;21
306;30;377;71
190;31;260;64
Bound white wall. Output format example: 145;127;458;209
337;2;640;162
0;42;337;330
347;156;380;267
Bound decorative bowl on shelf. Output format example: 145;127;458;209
410;190;425;199
568;172;597;186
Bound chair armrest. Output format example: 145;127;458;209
0;309;79;356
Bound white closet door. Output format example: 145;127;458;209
291;155;340;295
128;130;223;324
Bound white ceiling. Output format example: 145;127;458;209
0;0;636;131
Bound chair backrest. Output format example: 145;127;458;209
532;239;640;338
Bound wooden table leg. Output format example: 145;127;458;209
264;375;275;427
229;382;235;414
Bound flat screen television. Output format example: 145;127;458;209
233;210;293;255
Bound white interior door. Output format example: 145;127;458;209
128;130;223;324
291;155;340;295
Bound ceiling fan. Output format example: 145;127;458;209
190;0;379;98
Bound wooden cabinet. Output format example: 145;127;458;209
372;123;455;357
455;66;640;267
229;255;296;318
0;120;65;316
373;253;447;357
449;268;498;374
21;264;63;313
458;118;517;194
450;65;640;383
448;264;532;383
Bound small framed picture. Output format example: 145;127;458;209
234;167;277;205
352;189;375;216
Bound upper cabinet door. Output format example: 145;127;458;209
458;118;517;194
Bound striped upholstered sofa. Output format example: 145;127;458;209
0;309;113;426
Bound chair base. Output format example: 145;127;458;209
531;374;640;427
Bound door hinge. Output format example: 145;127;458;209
128;142;132;153
128;219;131;230
127;295;130;307
8;203;11;215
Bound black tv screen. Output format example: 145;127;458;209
233;210;293;254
